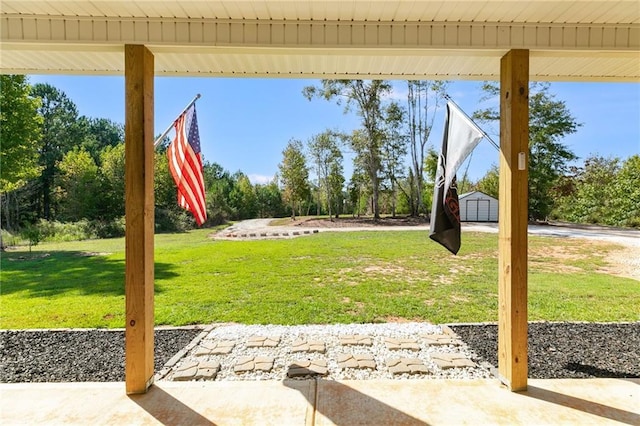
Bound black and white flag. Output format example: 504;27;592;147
429;101;485;254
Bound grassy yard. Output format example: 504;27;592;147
1;229;638;329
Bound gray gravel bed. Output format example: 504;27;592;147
0;328;202;383
450;322;640;379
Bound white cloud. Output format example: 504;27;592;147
247;174;274;185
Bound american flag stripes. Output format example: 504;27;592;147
167;104;207;226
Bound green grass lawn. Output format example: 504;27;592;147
1;229;638;329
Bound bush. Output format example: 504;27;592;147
34;219;95;242
1;229;24;248
19;225;42;251
154;208;194;233
90;217;126;239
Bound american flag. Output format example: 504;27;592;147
167;104;207;225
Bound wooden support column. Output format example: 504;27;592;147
124;44;155;394
498;49;529;392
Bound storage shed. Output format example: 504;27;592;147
459;191;499;222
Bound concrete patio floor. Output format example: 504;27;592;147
1;378;638;425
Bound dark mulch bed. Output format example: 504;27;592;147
450;322;640;379
0;328;202;383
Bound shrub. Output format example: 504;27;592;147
154;208;193;233
90;217;126;239
35;219;95;242
19;225;42;252
1;229;24;248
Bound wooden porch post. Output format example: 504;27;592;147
124;44;155;394
498;49;529;392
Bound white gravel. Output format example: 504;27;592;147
169;323;494;382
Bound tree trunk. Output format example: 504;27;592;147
391;180;397;218
42;171;53;220
327;186;333;222
371;174;380;219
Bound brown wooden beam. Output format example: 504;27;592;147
498;49;529;392
124;44;155;395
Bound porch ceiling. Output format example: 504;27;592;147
1;1;638;81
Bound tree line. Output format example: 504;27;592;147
1;75;638;245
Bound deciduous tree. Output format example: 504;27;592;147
278;139;310;220
307;131;344;220
79;117;124;165
0;75;43;193
304;80;391;219
31;83;82;220
474;82;580;220
56;147;100;221
405;81;448;216
475;165;499;199
100;143;126;218
380;102;407;217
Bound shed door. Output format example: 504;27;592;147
466;200;478;221
465;199;490;221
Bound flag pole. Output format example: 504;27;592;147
444;94;500;151
154;93;201;148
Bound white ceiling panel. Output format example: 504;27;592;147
1;1;638;80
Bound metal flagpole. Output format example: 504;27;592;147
154;93;202;148
443;94;500;151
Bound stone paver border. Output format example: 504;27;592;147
217;229;320;240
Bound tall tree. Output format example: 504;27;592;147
255;179;286;219
474;82;580;220
554;155;640;227
0;75;43;247
31;83;82;220
56;147;100;221
380;102;407;217
476;164;500;199
100;143;126;219
347;165;369;217
327;159;345;218
307;131;344;220
278;139;310;220
229;172;258;220
405;80;448;216
0;75;43;194
203;162;235;224
304;80;391;219
611;155;640;227
79;117;124;165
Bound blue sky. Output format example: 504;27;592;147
29;75;639;184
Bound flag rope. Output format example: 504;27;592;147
154;93;202;148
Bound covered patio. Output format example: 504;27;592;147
1;0;638;423
2;378;639;424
